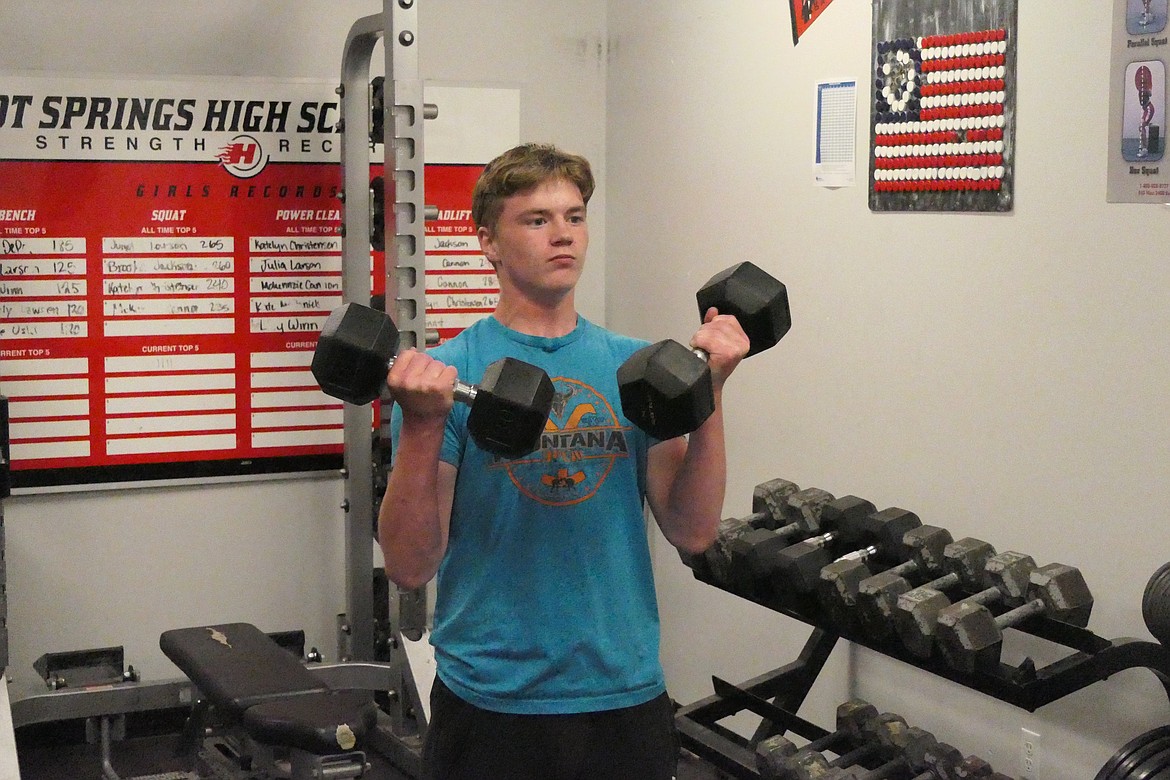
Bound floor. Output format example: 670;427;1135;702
15;712;731;780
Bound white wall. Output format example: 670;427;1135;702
607;0;1170;776
0;0;608;689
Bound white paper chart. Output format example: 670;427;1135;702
815;80;857;187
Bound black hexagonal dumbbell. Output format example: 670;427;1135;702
311;302;554;458
817;517;953;633
867;541;1017;648
755;699;879;778
710;490;856;598
800;720;939;780
893;548;1036;659
686;478;802;585
853;526;979;643
935;562;1094;674
617;261;790;440
723;486;836;594
762;709;927;780
887;538;997;657
759;495;877;599
901;733;967;780
773;500;922;601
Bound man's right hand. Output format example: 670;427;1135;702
386;348;459;423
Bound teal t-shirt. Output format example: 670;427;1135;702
390;315;666;714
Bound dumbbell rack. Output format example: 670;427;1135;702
675;549;1170;778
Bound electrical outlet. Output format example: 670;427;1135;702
1020;727;1041;780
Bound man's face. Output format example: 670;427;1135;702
478;177;588;305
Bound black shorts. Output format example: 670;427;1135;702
422;676;680;780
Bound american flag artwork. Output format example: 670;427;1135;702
871;29;1010;196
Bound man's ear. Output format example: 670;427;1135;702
477;225;499;267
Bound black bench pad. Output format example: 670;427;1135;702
244;689;378;754
161;623;377;754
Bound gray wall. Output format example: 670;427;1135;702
607;0;1170;776
1;0;1165;776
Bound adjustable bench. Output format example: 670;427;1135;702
160;622;379;780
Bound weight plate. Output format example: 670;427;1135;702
1143;562;1170;645
1116;736;1170;779
1127;741;1170;779
1096;727;1170;780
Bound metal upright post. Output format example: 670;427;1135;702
336;0;428;664
337;13;383;664
382;0;431;647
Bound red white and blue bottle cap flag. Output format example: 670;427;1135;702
872;29;1009;195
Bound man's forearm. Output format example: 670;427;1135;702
378;422;448;588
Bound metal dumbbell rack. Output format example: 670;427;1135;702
675;495;1170;778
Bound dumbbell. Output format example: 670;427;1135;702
764;496;879;597
935;562;1094;673
765;711;918;780
894;550;1037;659
311;302;554;458
775;502;923;600
888;539;998;656
694;478;802;585
870;542;1024;654
797;722;938;780
855;528;980;643
755;699;879;778
680;477;800;574
617;261;790;440
902;741;1008;780
713;491;862;596
817;519;953;632
900;734;977;780
722;486;837;593
950;756;994;778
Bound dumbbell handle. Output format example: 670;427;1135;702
993;598;1046;630
883;559;918;580
837;537;917;568
847;756;905;780
919;570;960;593
836;543;916;570
823;743;879;776
830;743;881;769
736;509;772;529
955;585;1007;610
837;545;879;564
454;382;476;404
909;583;1003;613
803;531;838;549
770;516;816;542
801;722;873;755
689;345;712;364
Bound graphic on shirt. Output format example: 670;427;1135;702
491;377;630;506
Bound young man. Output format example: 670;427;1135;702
378;143;748;780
